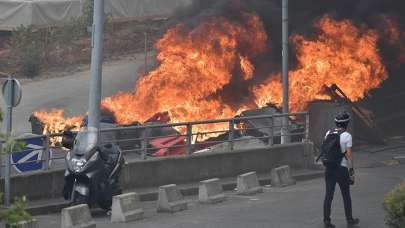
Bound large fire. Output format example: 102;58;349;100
34;13;393;137
102;12;267;134
253;16;388;112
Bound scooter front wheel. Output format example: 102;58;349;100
98;198;112;211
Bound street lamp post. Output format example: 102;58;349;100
281;0;290;144
87;0;104;132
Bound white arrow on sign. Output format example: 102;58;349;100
16;144;43;164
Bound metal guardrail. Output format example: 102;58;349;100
0;112;309;173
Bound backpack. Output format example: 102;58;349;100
316;129;345;168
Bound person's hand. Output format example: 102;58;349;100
349;168;355;185
349;168;355;176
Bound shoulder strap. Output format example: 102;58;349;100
338;129;350;161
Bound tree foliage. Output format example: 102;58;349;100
383;180;405;228
2;197;32;227
0;98;31;226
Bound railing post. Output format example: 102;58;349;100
268;117;274;146
305;113;310;142
141;127;149;160
0;141;3;178
228;119;234;151
42;135;50;170
186;124;193;155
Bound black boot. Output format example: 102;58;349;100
347;218;360;226
324;220;336;228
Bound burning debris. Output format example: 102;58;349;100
101;12;268;136
31;109;83;135
30;1;404;145
30;109;83;145
325;84;385;145
238;106;305;144
253;15;388;112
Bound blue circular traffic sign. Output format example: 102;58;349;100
11;137;52;173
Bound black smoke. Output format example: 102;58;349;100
162;0;405;136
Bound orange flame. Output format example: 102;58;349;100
240;56;255;80
33;109;83;144
34;14;392;140
102;12;267;135
253;16;388;112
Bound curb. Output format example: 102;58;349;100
27;170;324;216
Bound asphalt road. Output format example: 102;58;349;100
33;163;405;228
0;53;147;135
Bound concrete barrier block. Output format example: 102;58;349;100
271;165;296;187
111;192;144;223
157;184;188;213
199;178;226;204
237;172;263;195
61;204;96;228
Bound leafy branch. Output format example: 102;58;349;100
0;107;24;154
3;197;32;226
0;95;31;227
0;133;25;155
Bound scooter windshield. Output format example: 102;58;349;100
72;127;98;156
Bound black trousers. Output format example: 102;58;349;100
323;166;353;222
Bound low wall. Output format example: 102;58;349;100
0;142;314;200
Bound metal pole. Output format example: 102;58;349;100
4;75;14;207
186;124;193;155
141;127;149;160
228;120;234;151
268;117;274;146
281;0;290;144
0;142;2;178
87;0;104;131
42;135;50;170
305;113;310;142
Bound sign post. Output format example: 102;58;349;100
2;75;22;207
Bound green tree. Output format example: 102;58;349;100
383;180;405;228
8;25;43;78
0;107;25;154
3;197;32;227
0;108;31;225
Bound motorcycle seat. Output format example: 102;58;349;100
99;144;122;173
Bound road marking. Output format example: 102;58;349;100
381;160;400;166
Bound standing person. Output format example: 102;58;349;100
321;112;360;228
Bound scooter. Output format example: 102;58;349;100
62;127;124;210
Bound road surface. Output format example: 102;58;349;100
0;53;148;135
32;162;405;228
